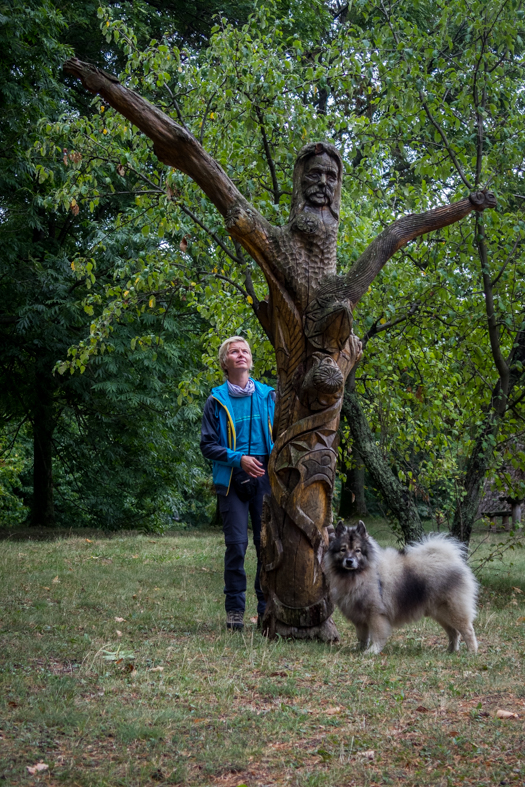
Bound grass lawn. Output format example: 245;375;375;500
0;519;524;786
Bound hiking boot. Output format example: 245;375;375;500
226;610;244;631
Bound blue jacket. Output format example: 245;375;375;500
200;380;275;495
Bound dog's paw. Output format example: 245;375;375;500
363;643;384;656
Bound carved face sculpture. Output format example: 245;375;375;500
301;153;339;208
289;142;343;225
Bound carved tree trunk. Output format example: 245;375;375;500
63;58;496;638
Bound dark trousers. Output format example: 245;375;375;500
217;461;270;616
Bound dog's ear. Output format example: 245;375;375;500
356;520;367;537
335;519;346;537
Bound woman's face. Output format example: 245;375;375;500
223;341;252;375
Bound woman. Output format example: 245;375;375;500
200;337;275;630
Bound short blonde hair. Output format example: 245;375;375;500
219;336;252;375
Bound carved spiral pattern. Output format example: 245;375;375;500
312;359;344;394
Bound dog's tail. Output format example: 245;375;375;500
405;533;469;562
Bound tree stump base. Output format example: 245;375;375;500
262;614;340;643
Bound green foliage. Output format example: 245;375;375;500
0;0;216;528
5;0;525;530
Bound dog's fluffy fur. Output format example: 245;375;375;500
324;521;478;654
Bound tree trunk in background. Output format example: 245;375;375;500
339;447;368;519
30;366;55;527
342;380;423;543
451;327;525;543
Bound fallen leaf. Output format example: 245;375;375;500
324;706;342;715
115;617;125;623
361;750;375;760
131;555;139;559
8;701;18;708
517;617;525;623
42;587;50;591
512;587;523;594
52;576;60;584
416;705;430;713
269;671;288;678
496;709;519;719
85;539;92;543
27;763;49;775
116;630;122;637
250;616;258;624
148;540;156;543
148;666;164;672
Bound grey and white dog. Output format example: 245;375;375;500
324;520;478;654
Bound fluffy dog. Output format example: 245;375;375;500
324;520;478;654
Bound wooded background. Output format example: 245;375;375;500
2;0;525;542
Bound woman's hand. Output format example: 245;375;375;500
241;456;266;478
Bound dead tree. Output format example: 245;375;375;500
64;59;496;641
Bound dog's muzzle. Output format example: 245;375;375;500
343;556;359;570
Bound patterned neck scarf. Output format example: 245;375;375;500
227;378;255;397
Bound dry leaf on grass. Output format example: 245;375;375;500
148;666;164;672
360;750;375;760
496;709;519;719
52;576;59;584
416;705;430;712
116;630;122;637
250;617;258;624
324;706;342;715
114;617;125;622
27;763;49;775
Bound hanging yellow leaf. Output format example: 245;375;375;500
247;295;253;304
149;296;156;308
